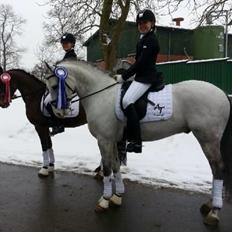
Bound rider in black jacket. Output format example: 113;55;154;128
121;9;160;153
61;33;77;61
49;33;77;136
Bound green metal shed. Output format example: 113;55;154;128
157;58;232;93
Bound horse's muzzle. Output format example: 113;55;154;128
0;98;9;108
0;102;9;108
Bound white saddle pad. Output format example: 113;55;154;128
115;84;173;122
41;92;80;118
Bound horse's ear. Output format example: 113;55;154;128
0;66;3;75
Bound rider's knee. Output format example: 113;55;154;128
122;97;134;109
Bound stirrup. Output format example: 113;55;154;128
50;125;65;136
126;142;142;153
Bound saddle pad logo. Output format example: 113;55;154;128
153;103;165;116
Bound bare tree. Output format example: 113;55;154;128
0;4;26;70
43;0;101;46
157;0;232;25
31;43;59;80
44;0;156;71
43;0;232;71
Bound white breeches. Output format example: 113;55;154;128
122;81;151;109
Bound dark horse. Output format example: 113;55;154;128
0;68;87;176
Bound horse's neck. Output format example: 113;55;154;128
11;71;45;98
75;66;115;96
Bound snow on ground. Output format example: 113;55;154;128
0;99;212;193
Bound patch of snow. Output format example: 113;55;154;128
0;99;212;193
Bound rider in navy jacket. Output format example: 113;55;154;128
63;49;77;60
49;33;77;136
61;33;77;61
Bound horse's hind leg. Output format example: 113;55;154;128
34;125;54;177
196;137;224;226
110;143;125;207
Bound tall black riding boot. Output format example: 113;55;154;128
124;104;142;153
46;104;65;136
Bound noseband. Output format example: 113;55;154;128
0;73;11;105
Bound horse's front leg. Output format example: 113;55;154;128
95;138;115;212
95;139;125;211
94;139;127;181
34;125;55;177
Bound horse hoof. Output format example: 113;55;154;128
110;194;122;207
95;197;109;213
38;167;49;177
203;209;219;227
200;200;212;215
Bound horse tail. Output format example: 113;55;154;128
220;95;232;202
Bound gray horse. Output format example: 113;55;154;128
45;60;232;226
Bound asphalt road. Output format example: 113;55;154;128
0;163;231;232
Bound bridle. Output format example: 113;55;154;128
0;69;121;109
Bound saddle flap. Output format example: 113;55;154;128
119;80;166;120
41;91;80;118
116;84;173;122
120;81;148;120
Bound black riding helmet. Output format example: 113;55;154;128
60;33;76;45
136;9;156;25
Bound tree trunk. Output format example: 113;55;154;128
1;17;6;71
99;0;130;72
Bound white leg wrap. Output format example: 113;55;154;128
114;172;125;195
48;148;55;164
103;176;112;198
212;179;223;209
42;150;49;167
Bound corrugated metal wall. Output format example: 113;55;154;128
157;58;232;93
